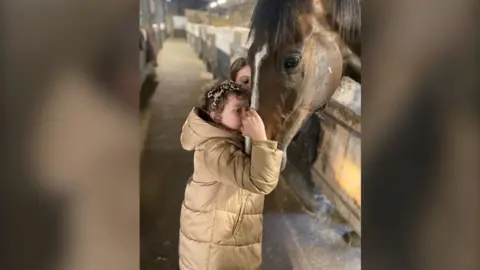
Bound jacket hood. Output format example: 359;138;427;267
180;108;243;151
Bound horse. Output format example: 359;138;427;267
245;0;361;169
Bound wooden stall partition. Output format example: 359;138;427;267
203;26;217;73
214;27;235;80
311;77;362;235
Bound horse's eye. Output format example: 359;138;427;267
283;55;301;73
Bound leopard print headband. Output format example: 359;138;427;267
207;80;241;109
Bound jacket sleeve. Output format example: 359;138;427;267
204;140;283;195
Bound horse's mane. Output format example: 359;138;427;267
248;0;361;49
327;0;361;40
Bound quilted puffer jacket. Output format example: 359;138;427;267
179;108;283;270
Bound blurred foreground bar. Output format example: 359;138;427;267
2;1;140;270
363;0;478;269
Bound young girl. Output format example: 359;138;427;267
179;80;283;270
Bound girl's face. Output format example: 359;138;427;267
210;94;249;131
235;65;251;89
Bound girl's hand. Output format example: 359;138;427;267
241;109;268;141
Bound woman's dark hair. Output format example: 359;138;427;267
229;57;248;81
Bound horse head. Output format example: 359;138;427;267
247;0;360;169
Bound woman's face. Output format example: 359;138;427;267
235;65;251;89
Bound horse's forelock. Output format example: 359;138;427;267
248;0;313;52
248;0;361;51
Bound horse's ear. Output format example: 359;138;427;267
312;0;327;18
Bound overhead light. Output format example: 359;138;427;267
217;0;226;4
209;2;218;8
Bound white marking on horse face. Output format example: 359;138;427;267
328;67;333;74
251;44;268;109
246;43;269;155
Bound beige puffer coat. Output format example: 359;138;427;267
179;108;283;270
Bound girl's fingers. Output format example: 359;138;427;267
250;110;261;120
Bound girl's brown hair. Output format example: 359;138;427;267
199;80;250;115
229;57;248;81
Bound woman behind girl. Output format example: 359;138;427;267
179;80;283;269
229;57;251;90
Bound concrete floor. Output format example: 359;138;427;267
140;39;360;270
